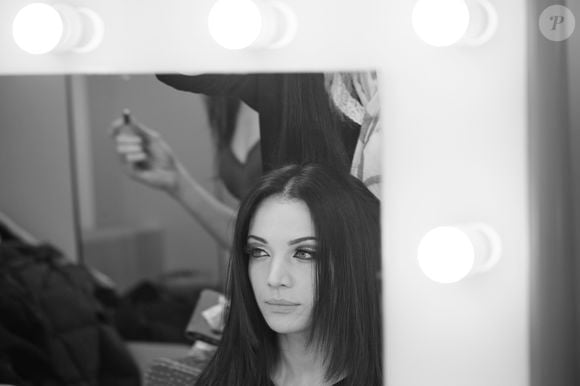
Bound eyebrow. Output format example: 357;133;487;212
247;235;317;246
288;236;317;246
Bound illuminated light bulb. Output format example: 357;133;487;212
417;223;501;283
208;0;296;50
12;3;104;55
13;3;63;54
411;0;497;47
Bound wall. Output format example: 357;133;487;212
567;0;580;382
529;0;579;383
0;75;78;259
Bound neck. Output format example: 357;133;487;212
272;333;331;386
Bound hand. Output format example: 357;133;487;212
110;116;183;194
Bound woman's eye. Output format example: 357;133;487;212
294;248;316;261
246;247;268;258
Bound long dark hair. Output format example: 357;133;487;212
203;95;241;150
196;163;382;386
272;74;352;173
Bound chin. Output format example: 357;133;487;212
264;316;309;335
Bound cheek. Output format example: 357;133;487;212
299;277;316;327
300;266;316;305
248;262;262;295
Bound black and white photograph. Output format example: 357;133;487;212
1;0;579;385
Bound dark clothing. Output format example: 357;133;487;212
0;242;140;386
267;378;349;385
217;141;262;199
113;271;211;345
155;73;360;173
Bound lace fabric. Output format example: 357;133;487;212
328;72;381;198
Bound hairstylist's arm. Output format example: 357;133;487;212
111;117;236;249
169;162;236;249
155;73;257;103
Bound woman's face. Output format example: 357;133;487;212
247;195;316;336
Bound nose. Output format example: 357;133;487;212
267;256;292;288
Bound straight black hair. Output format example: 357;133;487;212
272;74;352;173
196;163;382;386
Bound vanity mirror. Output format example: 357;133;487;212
0;70;382;348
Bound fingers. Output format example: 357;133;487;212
109;118;123;136
109;115;159;140
116;133;143;148
109;113;172;173
115;133;149;166
125;151;148;163
134;122;159;139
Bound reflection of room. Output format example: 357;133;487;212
0;73;249;383
0;74;226;290
74;75;224;291
0;76;78;259
0;70;383;384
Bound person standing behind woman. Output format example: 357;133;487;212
326;71;381;197
204;96;263;200
159;71;381;197
112;71;379;250
155;73;361;173
195;163;382;386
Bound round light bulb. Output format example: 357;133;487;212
12;3;64;55
208;0;263;50
417;223;501;283
412;0;470;47
12;3;104;55
418;226;475;283
208;0;296;50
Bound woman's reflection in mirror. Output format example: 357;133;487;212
195;163;382;386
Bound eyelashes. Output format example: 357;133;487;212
293;248;316;261
245;246;268;258
244;245;317;260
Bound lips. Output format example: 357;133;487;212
265;299;300;306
